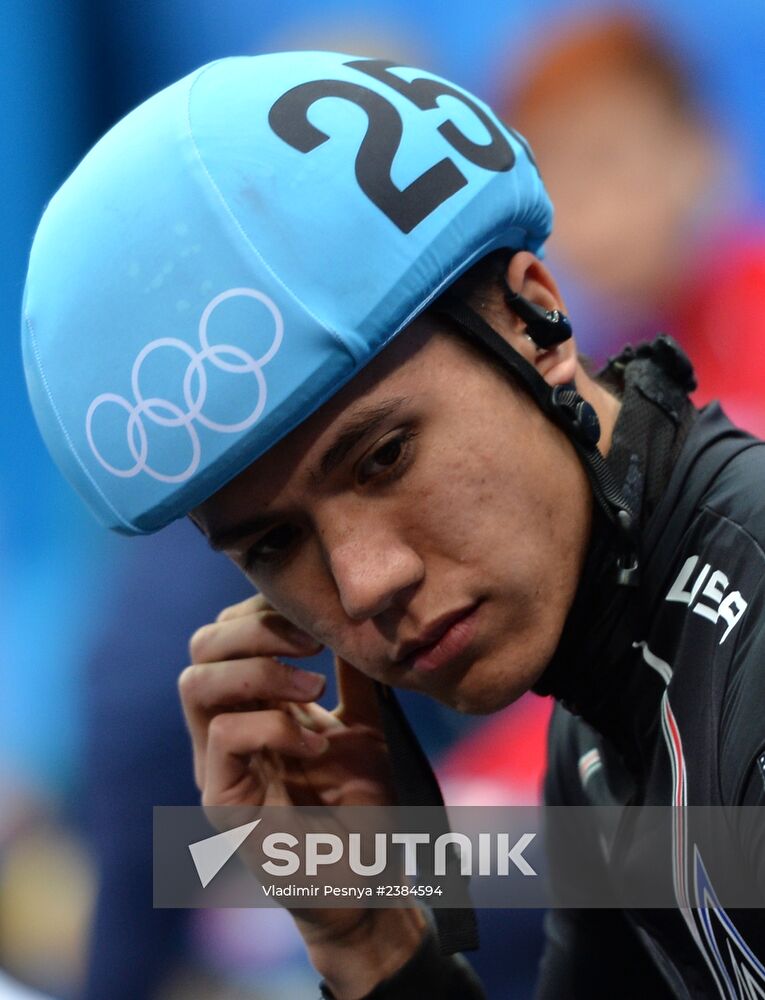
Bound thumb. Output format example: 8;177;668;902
334;656;383;729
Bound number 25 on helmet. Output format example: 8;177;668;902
22;52;551;534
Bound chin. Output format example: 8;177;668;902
443;650;547;715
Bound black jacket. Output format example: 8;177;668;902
536;344;765;999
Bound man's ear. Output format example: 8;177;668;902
503;252;578;387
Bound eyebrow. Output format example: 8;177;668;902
313;396;410;484
207;511;284;552
205;396;410;552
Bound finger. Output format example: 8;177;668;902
215;593;270;622
202;709;329;804
287;699;346;735
333;656;383;728
180;657;326;720
190;610;322;664
179;659;326;782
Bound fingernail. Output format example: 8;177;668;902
292;670;326;698
302;729;330;754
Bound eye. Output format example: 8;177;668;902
356;430;415;485
243;523;301;570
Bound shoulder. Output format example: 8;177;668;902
698;439;765;802
701;430;765;553
648;406;765;645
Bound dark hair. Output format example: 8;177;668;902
446;248;515;316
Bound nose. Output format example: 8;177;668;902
322;518;424;621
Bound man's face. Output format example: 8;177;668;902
193;315;592;714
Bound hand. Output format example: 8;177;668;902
179;593;396;814
179;593;429;990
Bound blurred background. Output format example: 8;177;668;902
3;1;765;997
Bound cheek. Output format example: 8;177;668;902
249;557;336;641
447;424;585;595
419;441;534;562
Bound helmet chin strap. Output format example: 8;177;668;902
435;292;639;588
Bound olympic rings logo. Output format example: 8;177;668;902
85;288;284;483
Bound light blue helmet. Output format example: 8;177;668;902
22;52;552;534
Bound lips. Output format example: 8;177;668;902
394;603;481;673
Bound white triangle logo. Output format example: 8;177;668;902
188;819;262;888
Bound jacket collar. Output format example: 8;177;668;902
533;339;696;763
